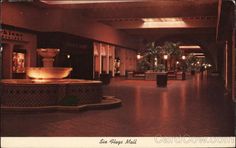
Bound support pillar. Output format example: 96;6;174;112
2;43;13;79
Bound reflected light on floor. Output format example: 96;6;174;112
195;74;201;98
160;91;169;121
180;81;187;117
134;86;142;120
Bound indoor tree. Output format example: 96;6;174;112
137;41;182;72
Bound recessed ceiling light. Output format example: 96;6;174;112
141;17;188;28
195;55;205;58
192;53;204;56
179;46;201;49
142;18;184;22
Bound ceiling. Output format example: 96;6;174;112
37;0;219;50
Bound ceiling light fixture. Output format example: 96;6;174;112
192;53;205;56
142;18;184;22
163;54;168;60
179;46;201;49
195;55;205;58
141;17;187;28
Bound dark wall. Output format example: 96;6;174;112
37;32;94;80
217;0;235;98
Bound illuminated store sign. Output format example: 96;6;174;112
12;52;25;73
0;29;24;41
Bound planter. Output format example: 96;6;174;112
100;73;111;85
145;71;157;80
182;71;186;80
156;72;168;87
127;71;134;79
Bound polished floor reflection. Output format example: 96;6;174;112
1;73;235;136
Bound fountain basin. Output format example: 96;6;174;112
37;48;60;58
26;67;72;79
0;79;102;107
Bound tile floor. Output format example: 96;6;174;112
1;73;235;136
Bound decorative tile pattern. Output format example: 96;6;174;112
66;83;102;104
0;82;102;107
1;84;58;107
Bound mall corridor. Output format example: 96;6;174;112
1;73;234;136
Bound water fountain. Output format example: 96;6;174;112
27;48;73;79
0;48;121;111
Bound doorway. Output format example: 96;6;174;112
70;54;93;79
114;57;120;76
12;45;26;79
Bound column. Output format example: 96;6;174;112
2;43;13;79
99;43;103;74
105;45;109;74
109;45;115;77
120;48;126;76
233;29;236;100
93;42;100;79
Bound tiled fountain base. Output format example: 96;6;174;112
1;96;122;112
0;79;122;111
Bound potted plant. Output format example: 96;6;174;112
155;63;168;87
155;64;165;72
137;41;182;87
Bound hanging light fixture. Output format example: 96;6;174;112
137;53;141;59
163;54;168;60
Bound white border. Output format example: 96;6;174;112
1;137;235;148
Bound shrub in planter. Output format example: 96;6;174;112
155;64;165;72
59;95;79;106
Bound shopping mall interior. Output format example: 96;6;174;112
0;0;235;136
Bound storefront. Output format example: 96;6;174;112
93;42;137;78
0;27;37;79
1;26;138;80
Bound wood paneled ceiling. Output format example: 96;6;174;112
38;0;218;43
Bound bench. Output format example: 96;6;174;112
168;71;177;79
127;71;145;80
